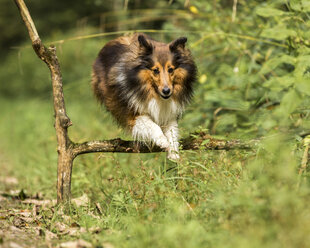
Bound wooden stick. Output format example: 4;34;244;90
14;0;73;203
71;132;255;158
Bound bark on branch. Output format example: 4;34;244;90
71;132;255;158
14;0;256;204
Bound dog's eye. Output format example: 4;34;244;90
168;67;174;73
153;68;160;75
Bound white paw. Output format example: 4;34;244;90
156;136;170;149
167;149;180;161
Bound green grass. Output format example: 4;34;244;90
0;97;309;248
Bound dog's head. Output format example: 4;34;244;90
137;34;197;102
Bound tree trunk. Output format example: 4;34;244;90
57;151;74;202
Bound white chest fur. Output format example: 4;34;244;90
146;98;183;126
131;97;181;160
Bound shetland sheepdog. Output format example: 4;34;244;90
92;33;197;160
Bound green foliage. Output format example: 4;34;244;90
1;0;310;247
174;0;310;137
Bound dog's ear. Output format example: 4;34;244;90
138;35;153;54
169;37;187;52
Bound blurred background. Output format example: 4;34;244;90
1;0;310;138
0;1;310;247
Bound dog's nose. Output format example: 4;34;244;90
162;87;171;96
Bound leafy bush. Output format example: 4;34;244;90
167;0;310;137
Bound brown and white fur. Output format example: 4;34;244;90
92;33;197;160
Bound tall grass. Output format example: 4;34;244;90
0;94;309;247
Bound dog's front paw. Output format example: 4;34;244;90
167;149;180;161
156;136;170;149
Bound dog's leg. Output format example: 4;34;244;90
132;115;169;149
163;120;180;161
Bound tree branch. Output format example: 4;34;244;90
71;132;255;157
14;0;39;42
